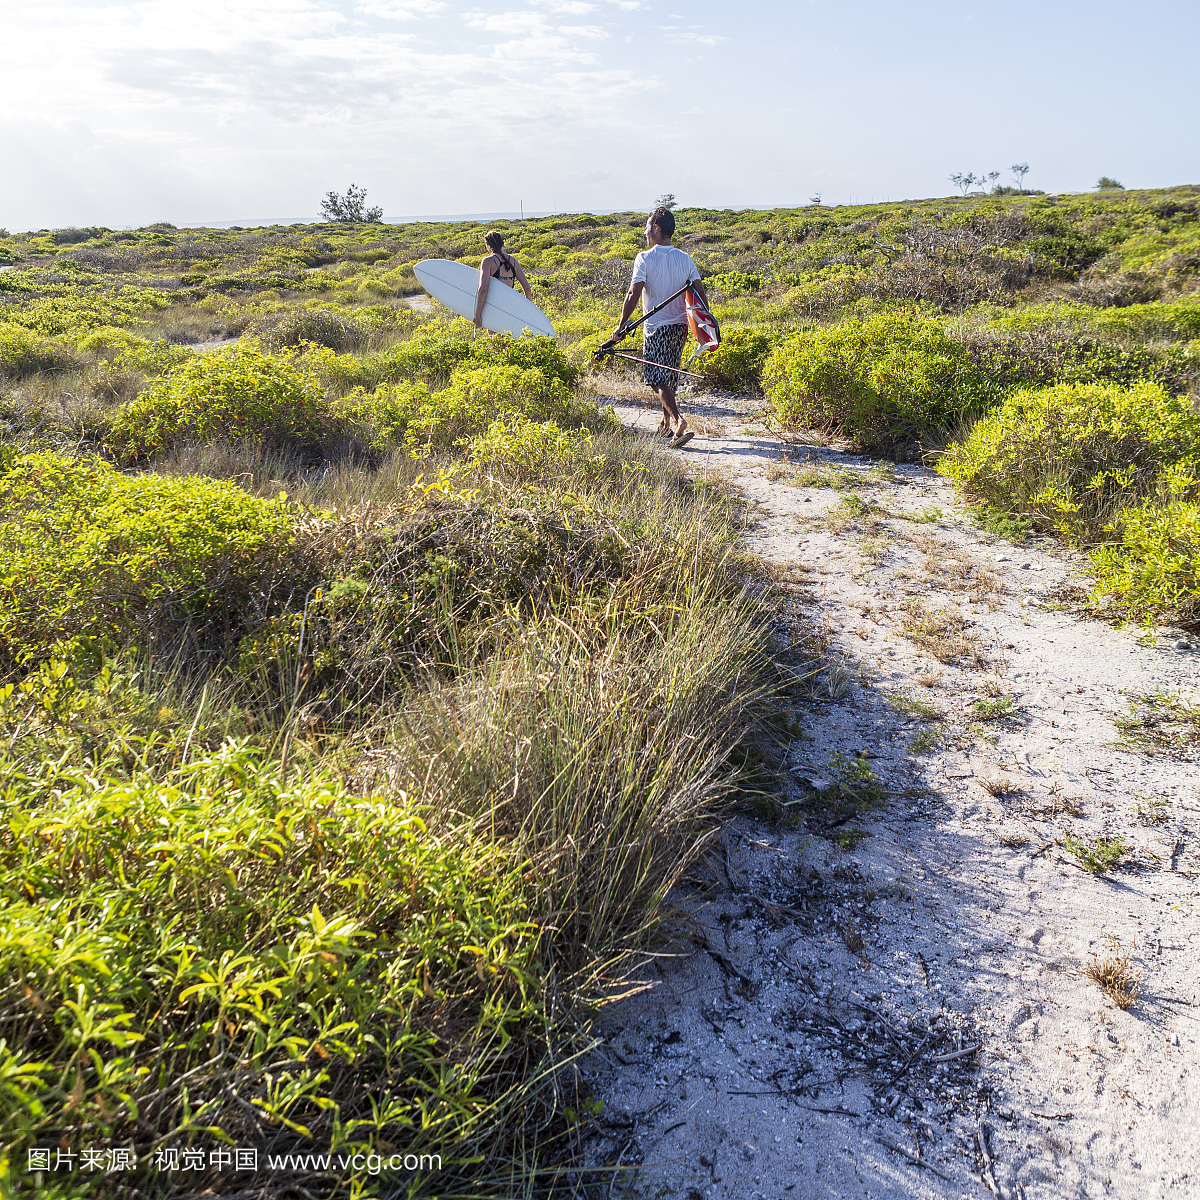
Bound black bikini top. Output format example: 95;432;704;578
490;250;517;288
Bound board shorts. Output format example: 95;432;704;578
642;323;689;390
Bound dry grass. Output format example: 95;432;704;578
900;601;988;667
1087;947;1141;1009
981;776;1021;797
916;670;943;688
999;832;1030;847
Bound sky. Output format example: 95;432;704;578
2;0;1198;230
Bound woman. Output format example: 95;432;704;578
474;230;533;329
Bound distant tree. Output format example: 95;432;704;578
320;184;383;223
655;193;677;211
982;171;1000;191
1010;161;1030;189
1096;176;1124;191
809;192;823;206
949;172;978;196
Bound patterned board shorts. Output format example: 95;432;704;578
642;323;689;390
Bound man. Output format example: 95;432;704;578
611;206;709;448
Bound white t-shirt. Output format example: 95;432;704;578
630;245;700;334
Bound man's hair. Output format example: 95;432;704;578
484;230;505;251
648;207;675;238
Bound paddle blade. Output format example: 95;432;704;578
685;286;720;353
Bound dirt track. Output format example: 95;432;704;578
583;394;1200;1200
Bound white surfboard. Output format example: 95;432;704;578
414;259;556;338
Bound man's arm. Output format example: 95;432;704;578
610;281;645;339
691;277;710;308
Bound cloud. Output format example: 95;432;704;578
356;0;448;18
666;26;726;47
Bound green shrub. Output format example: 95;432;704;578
764;309;991;450
467;333;580;389
468;413;601;477
76;326;189;374
417;363;572;448
698;328;773;393
106;345;328;460
706;270;762;295
1092;499;1200;623
0;739;533;1193
0;453;294;665
986;299;1200;343
330;381;430;452
0;322;75;379
368;330;472;385
938;380;1199;541
7;289;168;335
251;307;371;352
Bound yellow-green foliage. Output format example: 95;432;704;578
0;453;293;663
422;363;572;447
107;345;327;460
1091;500;1200;622
330;380;431;452
76;325;190;373
765;309;990;450
706;270;762;296
0;322;74;379
468;413;602;477
698;328;773;392
6;288;168;335
940;380;1200;620
367;329;472;385
466;333;579;390
985;299;1200;343
0;729;533;1190
938;380;1199;538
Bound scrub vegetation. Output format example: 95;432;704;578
1;182;1199;1196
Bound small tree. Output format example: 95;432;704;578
320;184;383;223
1010;161;1030;189
809;192;823;206
949;172;978;196
654;193;677;211
1096;176;1124;191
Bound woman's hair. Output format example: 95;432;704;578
484;230;505;251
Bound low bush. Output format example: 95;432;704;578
765;309;992;451
367;330;472;386
468;412;602;477
251;307;371;352
706;270;762;295
0;453;295;667
417;363;572;448
0;322;76;379
0;733;538;1196
107;345;327;461
330;381;430;453
698;328;773;393
1091;499;1200;624
937;380;1199;541
466;332;580;390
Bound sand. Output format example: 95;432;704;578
580;394;1200;1200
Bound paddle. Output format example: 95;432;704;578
591;282;693;361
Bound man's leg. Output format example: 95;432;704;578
656;384;687;436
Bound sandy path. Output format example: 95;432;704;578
582;395;1200;1200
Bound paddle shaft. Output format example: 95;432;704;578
592;281;694;359
604;350;706;380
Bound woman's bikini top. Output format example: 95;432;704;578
490;251;517;288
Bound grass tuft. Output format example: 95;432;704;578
1086;946;1141;1009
